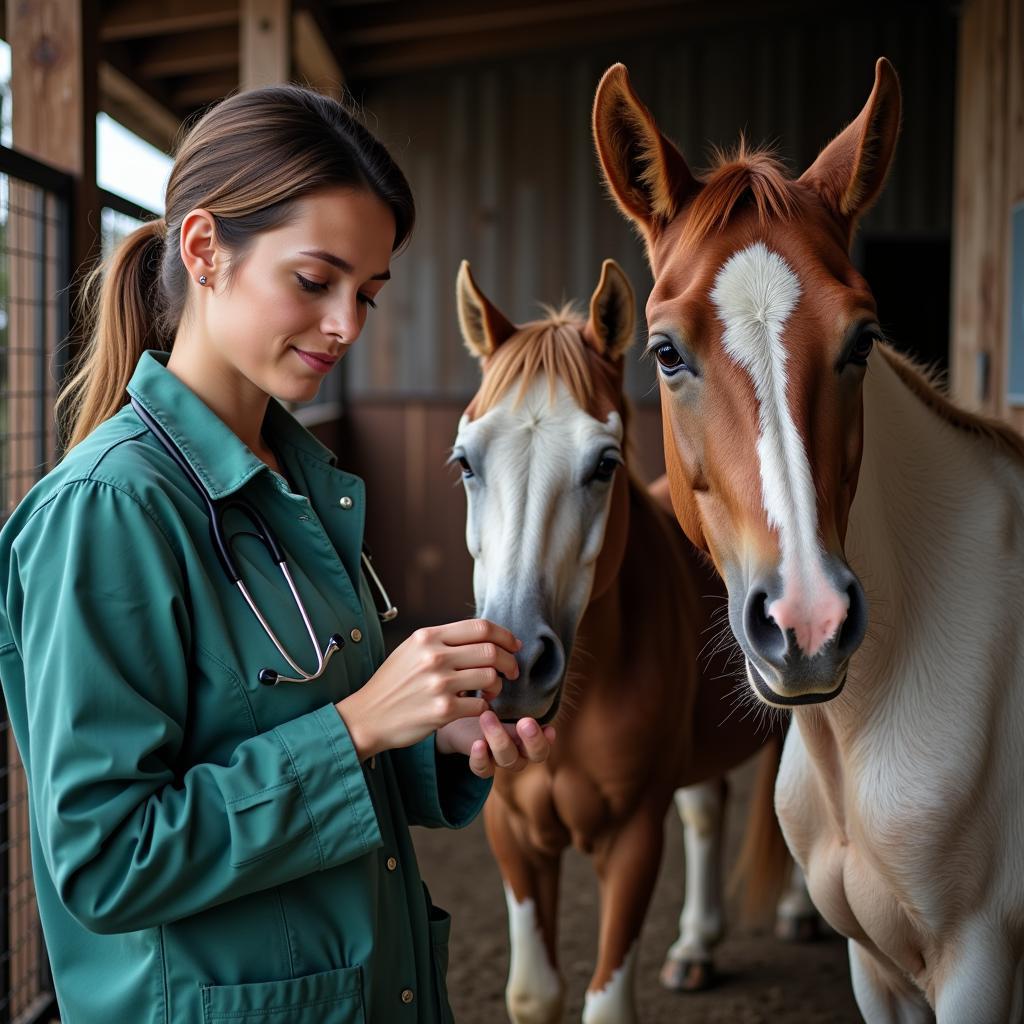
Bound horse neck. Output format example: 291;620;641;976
811;347;1024;738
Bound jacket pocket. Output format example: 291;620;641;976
427;901;454;1024
201;964;364;1023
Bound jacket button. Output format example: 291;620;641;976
350;627;363;643
386;856;398;871
339;496;353;509
400;988;414;1004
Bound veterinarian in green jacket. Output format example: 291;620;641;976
0;86;552;1023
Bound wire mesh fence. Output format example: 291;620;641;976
0;143;71;1024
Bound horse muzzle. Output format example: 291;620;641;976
729;558;867;707
484;618;568;724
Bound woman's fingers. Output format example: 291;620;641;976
468;739;494;779
451;668;503;702
448;642;520;680
515;718;555;763
433;618;521;655
481;710;526;770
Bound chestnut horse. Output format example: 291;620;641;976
594;57;1024;1022
452;259;791;1024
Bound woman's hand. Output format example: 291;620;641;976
437;710;556;779
335;619;521;761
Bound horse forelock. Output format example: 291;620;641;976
679;142;801;251
466;307;626;430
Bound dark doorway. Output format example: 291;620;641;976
860;235;951;373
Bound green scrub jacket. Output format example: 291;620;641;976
0;350;489;1023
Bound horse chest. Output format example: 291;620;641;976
777;720;941;986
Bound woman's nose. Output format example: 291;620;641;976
322;296;363;344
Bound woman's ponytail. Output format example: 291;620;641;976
57;218;169;450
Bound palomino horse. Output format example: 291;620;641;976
452;259;792;1024
594;57;1024;1021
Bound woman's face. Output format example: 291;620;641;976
204;186;397;404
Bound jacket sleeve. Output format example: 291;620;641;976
389;734;491;829
9;479;382;935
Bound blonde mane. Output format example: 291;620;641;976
473;303;593;416
880;345;1024;464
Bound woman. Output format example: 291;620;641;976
0;86;553;1023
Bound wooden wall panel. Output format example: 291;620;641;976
951;0;1024;432
345;3;957;404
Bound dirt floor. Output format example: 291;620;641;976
414;756;863;1023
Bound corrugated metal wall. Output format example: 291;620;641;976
345;1;957;403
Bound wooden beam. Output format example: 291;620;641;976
101;0;238;42
169;69;242;107
135;25;239;79
241;0;292;88
340;0;687;46
293;7;344;97
340;0;811;78
99;62;182;154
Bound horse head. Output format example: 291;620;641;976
453;260;636;722
593;59;902;706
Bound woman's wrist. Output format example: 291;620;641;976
334;693;378;762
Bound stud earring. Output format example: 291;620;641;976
198;275;207;286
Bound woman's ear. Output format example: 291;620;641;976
179;208;220;286
586;259;636;361
456;260;517;360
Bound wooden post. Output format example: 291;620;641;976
240;0;292;90
950;0;1024;433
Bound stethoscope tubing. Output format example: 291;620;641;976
128;396;396;685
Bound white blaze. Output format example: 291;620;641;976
711;242;842;655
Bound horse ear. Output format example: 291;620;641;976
587;259;636;361
799;58;901;232
592;63;698;241
456;260;517;360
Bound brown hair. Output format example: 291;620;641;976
58;85;415;449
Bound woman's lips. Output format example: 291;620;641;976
292;347;338;374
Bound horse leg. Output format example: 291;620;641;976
660;777;727;992
484;799;565;1024
934;919;1022;1023
775;860;820;941
849;940;934;1024
583;807;665;1024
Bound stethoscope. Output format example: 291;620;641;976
129;397;398;687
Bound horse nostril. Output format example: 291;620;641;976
836;577;868;658
521;631;565;692
743;587;788;667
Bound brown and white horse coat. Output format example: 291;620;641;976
453;261;788;1024
595;56;1024;1022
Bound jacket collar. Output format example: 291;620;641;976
126;350;338;500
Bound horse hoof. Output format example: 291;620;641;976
775;913;819;942
659;957;715;992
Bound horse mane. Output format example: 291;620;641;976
473;303;593;416
880;345;1024;465
681;139;800;248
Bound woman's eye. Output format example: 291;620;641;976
849;329;878;364
654;342;687;375
591;455;621;483
358;293;378;310
296;273;327;293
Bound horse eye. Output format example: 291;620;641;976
654;343;686;375
591;455;621;483
457;455;474;478
849;329;878;366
